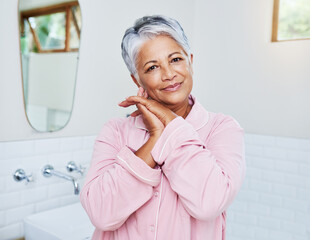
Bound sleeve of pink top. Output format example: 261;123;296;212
80;119;161;231
151;116;245;221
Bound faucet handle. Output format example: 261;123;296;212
66;161;85;175
13;169;34;184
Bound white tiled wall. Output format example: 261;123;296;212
0;134;309;240
0;135;96;240
227;134;310;240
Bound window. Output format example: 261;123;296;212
272;0;310;41
20;1;81;53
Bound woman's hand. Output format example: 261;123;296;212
119;90;177;128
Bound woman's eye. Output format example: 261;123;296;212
146;65;157;72
171;57;182;63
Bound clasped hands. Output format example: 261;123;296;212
118;87;177;138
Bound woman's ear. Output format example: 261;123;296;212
189;54;194;74
131;74;140;88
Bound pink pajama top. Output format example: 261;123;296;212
80;95;245;240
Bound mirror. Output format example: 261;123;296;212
19;0;82;132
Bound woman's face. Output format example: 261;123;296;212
133;35;193;108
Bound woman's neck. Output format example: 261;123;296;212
168;99;192;119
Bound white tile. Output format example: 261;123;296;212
5;174;32;193
297;188;310;201
261;169;285;184
34;138;61;155
270;207;295;222
234;212;257;225
60;195;80;206
21;187;48;205
48;182;75;198
250;134;276;146
3;140;35;159
6;204;35;225
21;155;48;171
248;179;273;193
283;198;308;212
298;162;310;176
250;156;275;170
284;174;309;189
253;226;270;240
259;193;282;207
0;222;22;240
272;183;296;198
294;212;310;224
298;139;310;151
281;220;307;235
229;200;248;212
72;150;93;164
0;142;5;160
257;216;281;230
287;149;310;162
276;136;300;149
82;135;96;150
244;134;254;144
263;146;287;159
0;177;5;193
46;152;73;169
235;190;260;202
231;223;255;238
60;136;83;153
274;160;299;174
268;229;292;240
0;192;21;211
0;210;5;227
247;202;270;216
246;166;262;180
245;145;264;156
35;198;61;213
0;157;23;177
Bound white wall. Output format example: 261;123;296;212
192;0;310;139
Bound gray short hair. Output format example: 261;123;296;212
121;15;191;79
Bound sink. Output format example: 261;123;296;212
24;202;95;240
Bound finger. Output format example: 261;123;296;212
130;109;141;117
143;89;148;98
125;96;149;106
137;87;143;97
118;98;139;107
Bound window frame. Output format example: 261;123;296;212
272;0;310;42
20;1;81;53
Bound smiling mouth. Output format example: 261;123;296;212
162;82;182;92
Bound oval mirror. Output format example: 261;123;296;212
19;0;81;132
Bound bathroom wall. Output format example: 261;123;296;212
0;0;309;239
192;0;310;139
227;134;310;240
0;135;95;239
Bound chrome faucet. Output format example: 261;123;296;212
42;165;80;195
66;161;85;175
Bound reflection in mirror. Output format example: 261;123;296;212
19;0;81;132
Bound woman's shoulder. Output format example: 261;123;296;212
97;116;136;138
206;111;243;131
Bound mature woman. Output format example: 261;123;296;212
80;15;245;240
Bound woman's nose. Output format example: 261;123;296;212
161;65;176;81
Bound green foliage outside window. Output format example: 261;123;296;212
278;0;310;40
